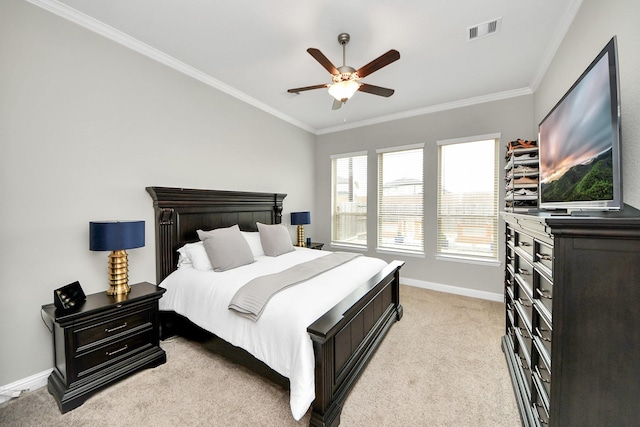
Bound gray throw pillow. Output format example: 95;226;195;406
257;222;294;257
197;225;254;272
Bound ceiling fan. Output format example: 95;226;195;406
287;33;400;110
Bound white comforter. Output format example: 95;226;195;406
158;247;387;420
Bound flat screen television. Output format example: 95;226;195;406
538;36;622;211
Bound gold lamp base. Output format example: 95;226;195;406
106;249;131;296
297;225;305;247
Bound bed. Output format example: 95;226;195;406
146;187;404;427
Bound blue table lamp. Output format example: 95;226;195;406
291;212;311;247
90;220;145;296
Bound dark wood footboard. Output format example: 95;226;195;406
307;260;404;427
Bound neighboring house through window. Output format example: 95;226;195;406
377;144;424;255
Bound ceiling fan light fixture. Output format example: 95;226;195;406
328;80;360;102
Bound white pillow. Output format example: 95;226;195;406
241;231;265;257
176;245;193;268
197;225;255;272
257;222;294;257
176;241;213;271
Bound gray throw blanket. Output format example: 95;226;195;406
228;252;362;321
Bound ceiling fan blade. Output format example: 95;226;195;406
307;48;339;75
332;99;343;110
287;84;329;94
358;83;395;97
355;49;400;78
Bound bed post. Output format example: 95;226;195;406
155;208;175;284
274;194;283;224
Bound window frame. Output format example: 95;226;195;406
376;143;425;256
330;151;368;249
436;134;500;264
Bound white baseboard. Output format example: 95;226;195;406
402;278;503;302
0;369;52;404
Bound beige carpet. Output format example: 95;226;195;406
0;285;521;426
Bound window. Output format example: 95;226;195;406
377;144;424;254
331;152;367;247
437;135;499;261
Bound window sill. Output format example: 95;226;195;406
376;248;425;258
330;243;368;252
436;254;500;267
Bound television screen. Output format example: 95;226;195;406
539;37;622;211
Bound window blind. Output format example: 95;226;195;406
437;138;499;261
331;153;367;247
377;146;424;253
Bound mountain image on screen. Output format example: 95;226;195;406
540;148;613;202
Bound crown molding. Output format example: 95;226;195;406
26;0;316;134
316;87;533;135
27;0;562;137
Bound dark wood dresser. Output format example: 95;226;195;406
501;210;640;426
42;282;166;413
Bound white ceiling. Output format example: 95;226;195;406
36;0;581;134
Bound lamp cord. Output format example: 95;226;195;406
41;308;53;334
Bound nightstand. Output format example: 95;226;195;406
307;242;324;250
42;282;166;413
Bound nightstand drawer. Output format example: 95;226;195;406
75;329;155;379
75;309;153;352
43;282;166;413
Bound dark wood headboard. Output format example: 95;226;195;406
146;187;286;284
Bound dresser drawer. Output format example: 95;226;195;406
515;278;534;332
533;353;551;401
74;328;155;379
532;373;550;425
506;245;515;273
534;240;553;278
534;273;553;319
514;337;532;398
506;226;515;247
74;308;153;352
515;256;534;295
515;232;534;259
514;322;532;368
533;305;552;359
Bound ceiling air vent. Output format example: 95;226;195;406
468;17;502;41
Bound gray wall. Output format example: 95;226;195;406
0;0;315;386
315;96;536;295
534;0;640;209
314;0;640;299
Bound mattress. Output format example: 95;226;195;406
158;247;387;420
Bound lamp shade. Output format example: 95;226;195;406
90;221;145;251
291;212;311;226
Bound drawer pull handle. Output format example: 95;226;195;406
518;356;531;371
518;298;532;308
536;252;552;261
534;404;549;424
105;323;128;333
534;365;551;382
519;241;531;247
106;345;128;357
517;268;531;275
535;327;551;342
536;289;552;300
